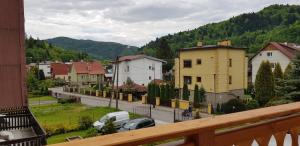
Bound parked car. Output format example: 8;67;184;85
93;111;129;131
119;118;155;132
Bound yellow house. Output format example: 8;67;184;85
69;61;105;86
174;40;248;105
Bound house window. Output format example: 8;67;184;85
149;76;152;80
229;59;232;67
197;59;202;65
149;66;152;70
183;60;192;68
229;76;232;84
197;77;202;82
267;52;272;57
184;76;192;84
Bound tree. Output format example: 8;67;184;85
182;84;189;101
284;63;293;79
283;54;300;101
155;84;160;97
223;99;246;114
170;84;175;99
165;84;170;100
156;38;174;73
274;63;283;79
216;103;221;113
101;119;117;135
199;86;206;102
193;84;200;108
160;85;166;102
255;61;275;105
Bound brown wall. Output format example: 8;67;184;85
0;0;27;108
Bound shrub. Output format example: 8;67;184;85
58;97;78;104
101;119;117;135
182;84;189;101
245;99;260;110
194;110;201;119
223;99;246;114
193;84;200;108
266;98;293;107
78;116;93;130
54;124;67;135
84;128;99;138
216;103;221;113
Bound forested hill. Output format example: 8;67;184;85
25;37;90;63
47;37;139;60
141;4;300;55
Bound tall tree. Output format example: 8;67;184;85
199;86;206;102
284;63;293;79
182;84;189;101
193;84;200;108
273;63;283;79
157;38;174;73
255;61;275;105
283;54;300;101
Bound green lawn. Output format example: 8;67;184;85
28;96;57;102
47;129;90;144
30;102;141;144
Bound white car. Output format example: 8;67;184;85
93;111;129;131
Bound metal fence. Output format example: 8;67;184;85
173;109;193;122
132;106;152;118
0;107;46;146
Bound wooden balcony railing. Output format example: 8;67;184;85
51;102;300;146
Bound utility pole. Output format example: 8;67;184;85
109;57;118;107
116;56;119;110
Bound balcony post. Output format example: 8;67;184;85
185;130;214;146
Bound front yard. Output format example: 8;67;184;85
29;96;140;144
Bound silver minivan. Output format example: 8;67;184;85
93;111;129;131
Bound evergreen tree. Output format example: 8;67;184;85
170;84;175;99
193;84;200;108
284;63;293;79
165;84;170;100
155;84;160;97
274;63;283;79
156;38;174;73
255;61;275;105
283;54;300;101
160;85;166;102
147;83;153;101
199;86;206;102
216;103;221;113
182;84;189;101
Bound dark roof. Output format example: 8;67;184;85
179;45;246;52
250;42;300;61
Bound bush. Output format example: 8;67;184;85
84;128;99;138
78;116;93;130
182;84;189;101
54;124;67;134
194;110;201;119
223;99;246;114
266;98;293;107
58;97;78;104
245;99;260;110
101;119;117;135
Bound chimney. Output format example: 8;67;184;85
217;40;231;46
197;41;203;47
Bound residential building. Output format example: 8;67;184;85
113;55;166;86
69;61;105;86
51;63;71;81
38;61;52;78
175;40;248;105
250;42;300;83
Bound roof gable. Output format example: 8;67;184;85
72;62;105;75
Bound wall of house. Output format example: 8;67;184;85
39;64;51;77
175;47;247;104
114;58;163;86
251;50;291;83
54;75;69;81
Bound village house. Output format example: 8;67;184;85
250;42;300;83
50;63;71;81
175;40;248;106
69;61;105;86
38;61;52;78
113;55;166;86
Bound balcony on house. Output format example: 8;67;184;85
51;102;300;146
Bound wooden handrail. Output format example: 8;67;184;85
51;102;300;146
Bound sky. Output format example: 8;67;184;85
25;0;300;47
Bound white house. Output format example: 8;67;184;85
38;61;52;78
113;55;166;86
250;42;300;83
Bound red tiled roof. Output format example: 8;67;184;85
151;79;164;85
250;42;300;61
72;62;105;75
51;63;70;76
118;55;144;62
